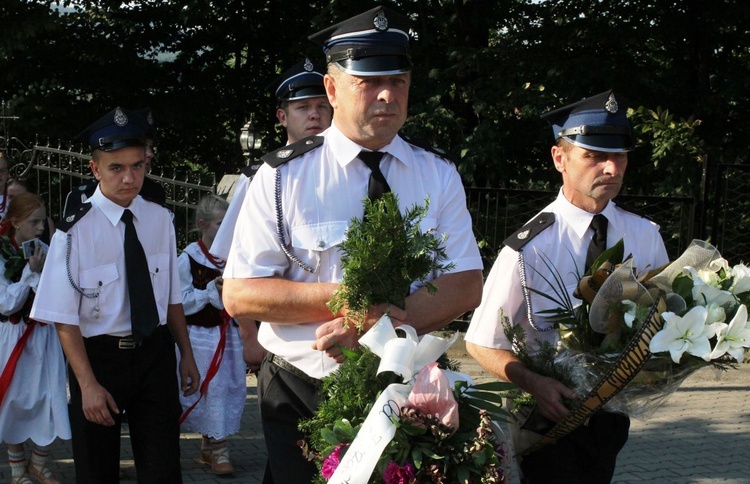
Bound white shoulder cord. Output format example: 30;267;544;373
518;250;554;332
66;233;99;299
274;168;319;274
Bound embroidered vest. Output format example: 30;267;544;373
184;255;223;328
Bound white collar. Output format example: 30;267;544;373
90;185;144;227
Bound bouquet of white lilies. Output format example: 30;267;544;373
507;239;749;455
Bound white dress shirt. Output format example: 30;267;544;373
31;186;181;337
210;173;250;261
224;122;483;379
465;190;669;354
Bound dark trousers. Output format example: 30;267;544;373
68;325;182;484
258;354;320;484
520;412;630;484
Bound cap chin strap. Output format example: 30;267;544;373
557;124;631;137
95;133;147;151
326;45;409;63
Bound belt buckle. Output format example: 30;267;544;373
118;337;139;350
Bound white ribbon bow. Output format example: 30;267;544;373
328;315;459;484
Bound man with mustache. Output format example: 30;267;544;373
465;91;669;483
222;6;483;483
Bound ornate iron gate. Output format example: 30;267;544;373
9;142;216;249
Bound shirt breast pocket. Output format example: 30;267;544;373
79;263;119;317
147;253;170;322
290;221;348;270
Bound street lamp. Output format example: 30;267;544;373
239;118;263;181
239;118;263;163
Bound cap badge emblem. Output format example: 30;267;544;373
276;149;294;159
303;58;314;72
114;107;128;126
146;111;154;126
373;11;389;31
605;93;618;114
517;229;530;240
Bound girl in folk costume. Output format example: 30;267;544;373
177;195;246;475
0;193;69;484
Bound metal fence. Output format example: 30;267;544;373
465;187;696;268
711;164;750;264
10;143;216;249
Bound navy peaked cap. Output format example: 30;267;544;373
132;107;157;139
309;6;412;76
269;58;327;103
75;107;147;152
541;90;635;152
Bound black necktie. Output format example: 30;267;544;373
121;209;159;341
585;213;608;272
358;150;390;201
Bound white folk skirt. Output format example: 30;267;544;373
0;321;71;445
177;323;246;439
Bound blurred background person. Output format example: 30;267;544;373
177;194;246;475
211;58;331;373
0;192;69;484
5;178;55;243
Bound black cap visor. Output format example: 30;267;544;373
563;133;634;153
280;86;328;103
92;134;147;152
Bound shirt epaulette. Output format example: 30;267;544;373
239;164;256;178
503;212;555;251
261;135;324;168
400;134;457;164
62;179;98;219
56;202;93;233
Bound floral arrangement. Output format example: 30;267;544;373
300;192;513;483
506;239;750;440
0;233;25;282
300;343;513;483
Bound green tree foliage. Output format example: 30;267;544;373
1;0;749;194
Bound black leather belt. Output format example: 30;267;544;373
86;334;143;350
269;354;321;387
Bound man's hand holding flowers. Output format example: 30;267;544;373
525;373;579;423
313;303;408;362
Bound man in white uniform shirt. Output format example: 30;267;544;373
211;57;332;373
222;7;483;483
210;56;331;261
31;108;199;483
465;91;670;483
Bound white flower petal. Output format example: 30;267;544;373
728;347;747;363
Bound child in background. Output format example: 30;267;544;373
5;178;55;242
0;193;69;484
177;194;246;475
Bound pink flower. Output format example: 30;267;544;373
383;461;416;484
321;444;347;479
406;362;460;431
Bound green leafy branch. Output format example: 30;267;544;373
327;192;455;330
